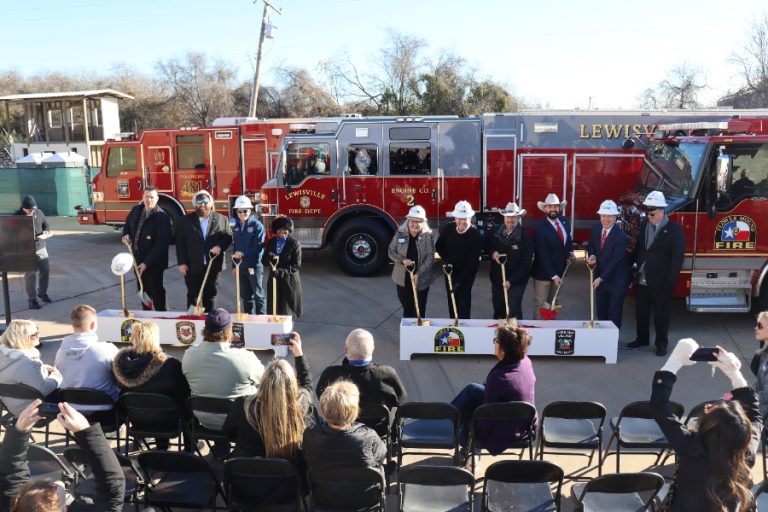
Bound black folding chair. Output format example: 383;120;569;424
602;400;684;473
119;392;186;454
536;401;606;479
395;402;460;466
482;460;563;512
186;395;234;457
307;466;386;512
359;401;392;458
64;446;144;511
138;450;222;510
398;465;475;512
59;388;120;449
28;443;76;484
0;382;60;447
468;401;537;474
224;457;303;512
572;472;664;511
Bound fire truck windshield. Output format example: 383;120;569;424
640;141;706;198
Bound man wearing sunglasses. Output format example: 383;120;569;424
626;191;685;356
232;195;266;315
176;190;233;312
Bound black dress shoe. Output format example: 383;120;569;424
655;346;668;357
38;294;52;303
28;299;41;310
626;340;649;349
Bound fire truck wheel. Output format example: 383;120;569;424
158;200;182;244
333;218;390;277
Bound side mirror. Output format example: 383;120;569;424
621;139;635;150
715;146;732;195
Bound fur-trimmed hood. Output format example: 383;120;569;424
112;348;168;388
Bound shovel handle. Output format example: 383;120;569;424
498;254;510;322
442;263;453;277
194;253;219;311
550;260;572;309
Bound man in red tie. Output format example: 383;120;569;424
532;194;575;319
587;200;631;328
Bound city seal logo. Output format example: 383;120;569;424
176;321;196;345
120;320;137;342
299;196;311;208
714;215;756;250
434;327;465;353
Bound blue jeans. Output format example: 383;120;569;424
451;383;485;448
239;264;266;315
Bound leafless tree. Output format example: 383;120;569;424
720;13;768;107
636;63;706;109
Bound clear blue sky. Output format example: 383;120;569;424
4;0;766;109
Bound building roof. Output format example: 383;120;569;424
0;89;134;101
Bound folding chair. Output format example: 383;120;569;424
0;382;60;447
59;388;120;449
482;460;563;512
119;392;186;454
186;395;234;457
602;400;684;473
395;402;460;466
28;443;76;484
138;450;222;510
398;465;475;512
572;472;664;511
359;401;392;457
536;401;606;479
224;457;303;512
64;446;144;512
468;401;537;474
307;466;386;512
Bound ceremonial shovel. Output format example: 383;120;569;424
269;256;280;322
187;252;219;315
538;260;572;321
497;253;512;326
122;240;154;309
442;264;460;327
232;256;246;322
110;253;133;318
585;259;598;328
405;263;429;326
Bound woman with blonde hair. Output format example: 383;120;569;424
222;331;314;461
750;310;768;417
0;319;61;415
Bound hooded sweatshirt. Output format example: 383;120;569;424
54;332;119;410
0;345;61;415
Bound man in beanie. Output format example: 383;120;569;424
176;190;233;312
15;195;52;310
182;308;264;457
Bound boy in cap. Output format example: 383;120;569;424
175;190;233;312
532;193;575;319
15;195;52;310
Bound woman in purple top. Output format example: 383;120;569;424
451;324;536;455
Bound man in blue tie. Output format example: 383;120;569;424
532;194;575;319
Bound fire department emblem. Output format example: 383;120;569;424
299;196;311;208
434;328;465;353
120;319;137;342
714;215;756;250
176;321;196;345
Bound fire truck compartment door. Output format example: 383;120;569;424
337;123;384;211
146;146;173;193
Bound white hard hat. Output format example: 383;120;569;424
500;202;526;217
193;189;213;204
233;195;253;209
447;200;475;219
596;199;620;216
111;252;134;276
642;190;668;208
407;205;427;221
537;193;567;212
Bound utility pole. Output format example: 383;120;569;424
248;0;281;118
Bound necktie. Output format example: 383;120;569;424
555;222;565;244
600;229;607;249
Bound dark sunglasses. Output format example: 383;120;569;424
195;199;211;205
236;209;251;214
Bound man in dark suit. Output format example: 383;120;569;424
176;190;233;312
532;194;575;319
627;191;685;356
587;200;631;328
121;187;171;310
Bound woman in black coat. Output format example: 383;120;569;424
263;216;302;317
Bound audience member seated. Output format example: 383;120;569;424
316;328;407;415
54;305;120;425
451;324;536;454
303;381;386;471
182;308;264;458
222;331;315;462
0;399;125;511
0;320;62;416
650;338;761;511
113;320;191;450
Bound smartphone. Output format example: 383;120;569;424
690;347;719;362
270;333;293;346
38;402;60;418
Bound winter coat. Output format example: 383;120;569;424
316;359;408;411
233;214;265;269
54;332;120;409
303;421;386;471
112;348;190;413
751;347;768;418
121;204;171;270
175;211;233;274
435;223;482;291
263;236;302;317
388;224;436;291
0;345;61;416
484;223;533;286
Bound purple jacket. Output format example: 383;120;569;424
479;356;537;454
